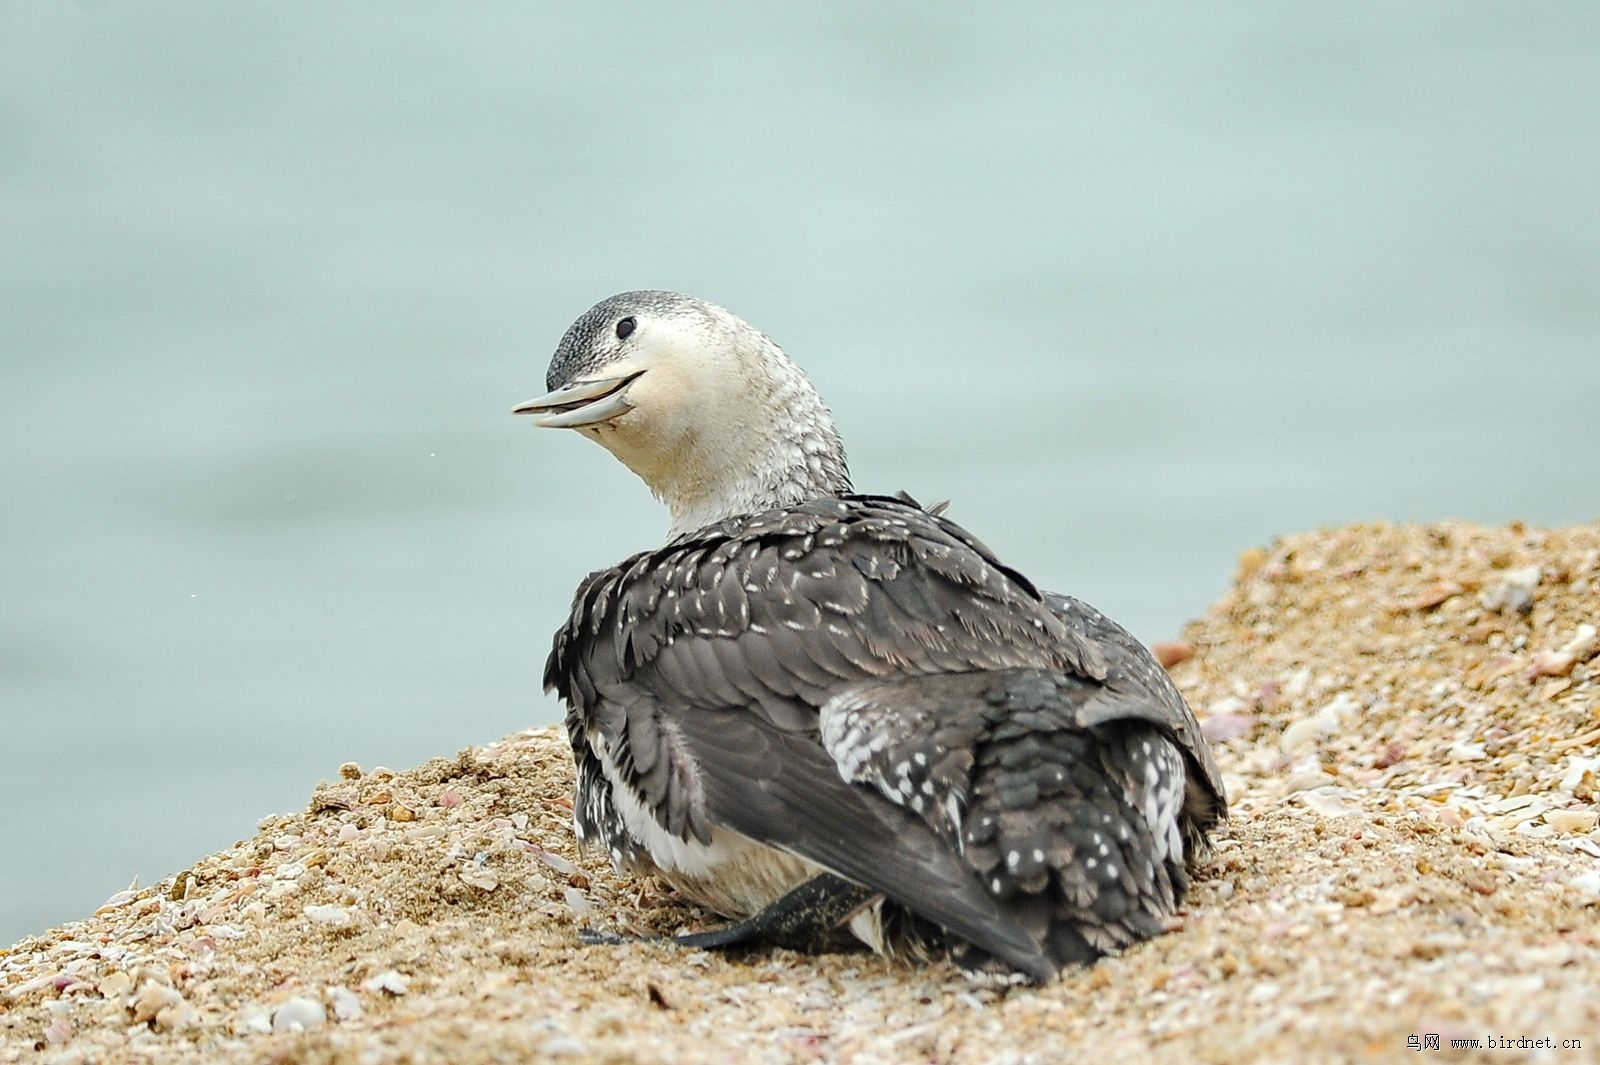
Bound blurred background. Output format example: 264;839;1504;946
2;3;1597;946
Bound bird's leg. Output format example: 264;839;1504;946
673;873;876;952
578;873;875;954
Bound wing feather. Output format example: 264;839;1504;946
1042;592;1227;823
545;495;1215;975
671;708;1052;980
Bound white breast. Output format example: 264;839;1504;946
590;734;822;918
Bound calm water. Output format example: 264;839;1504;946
3;4;1597;946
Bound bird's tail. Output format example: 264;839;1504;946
821;668;1197;982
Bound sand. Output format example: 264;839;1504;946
3;519;1597;1063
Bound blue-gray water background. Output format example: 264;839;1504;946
3;4;1598;946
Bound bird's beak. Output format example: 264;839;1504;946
512;372;645;428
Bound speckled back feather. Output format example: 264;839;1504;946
545;494;1226;980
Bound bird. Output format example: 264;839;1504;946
514;290;1226;983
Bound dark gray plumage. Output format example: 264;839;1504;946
519;291;1227;983
544;495;1225;981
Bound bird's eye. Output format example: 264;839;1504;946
615;316;637;341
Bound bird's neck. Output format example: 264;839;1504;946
658;377;851;539
605;339;845;539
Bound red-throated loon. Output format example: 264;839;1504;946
514;290;1226;983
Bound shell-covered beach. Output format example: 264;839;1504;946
3;519;1597;1063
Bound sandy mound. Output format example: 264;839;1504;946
3;520;1597;1063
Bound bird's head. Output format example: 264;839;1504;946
516;291;850;536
